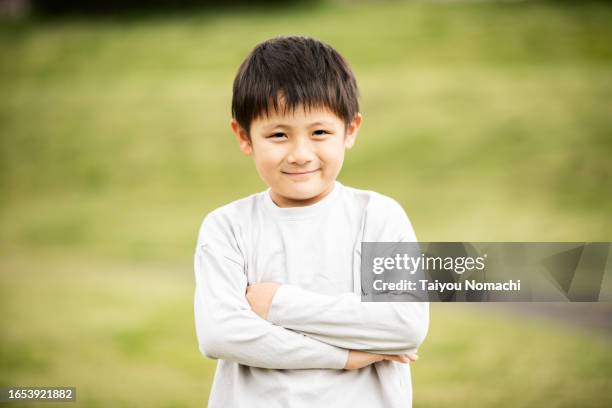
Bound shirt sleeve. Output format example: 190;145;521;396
194;211;349;370
266;286;429;355
266;195;430;355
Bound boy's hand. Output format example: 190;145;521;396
246;282;281;320
343;350;418;370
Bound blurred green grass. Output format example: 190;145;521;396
1;0;611;406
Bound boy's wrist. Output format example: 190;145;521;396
246;282;282;320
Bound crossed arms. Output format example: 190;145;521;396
246;282;426;369
193;214;429;370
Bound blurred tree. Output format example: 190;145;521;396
0;0;31;17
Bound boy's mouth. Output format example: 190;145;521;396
281;168;321;179
282;169;320;175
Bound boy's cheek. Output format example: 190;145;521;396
253;159;280;181
319;143;346;164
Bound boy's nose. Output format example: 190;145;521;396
287;138;315;165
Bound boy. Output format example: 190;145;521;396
193;35;429;408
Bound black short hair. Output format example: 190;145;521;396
231;35;360;138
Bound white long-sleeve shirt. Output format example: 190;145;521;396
193;181;429;408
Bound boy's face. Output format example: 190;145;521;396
231;104;362;207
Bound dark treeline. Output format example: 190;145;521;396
31;0;321;15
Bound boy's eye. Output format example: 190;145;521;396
267;130;330;139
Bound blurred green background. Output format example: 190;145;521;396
1;0;611;407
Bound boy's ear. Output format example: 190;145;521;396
230;119;253;156
344;112;362;150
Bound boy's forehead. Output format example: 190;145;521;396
255;104;340;130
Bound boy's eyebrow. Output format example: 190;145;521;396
265;121;334;130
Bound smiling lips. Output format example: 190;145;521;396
281;168;320;179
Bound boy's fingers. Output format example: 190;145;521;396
394;354;419;363
405;354;419;362
396;355;413;363
383;354;418;363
